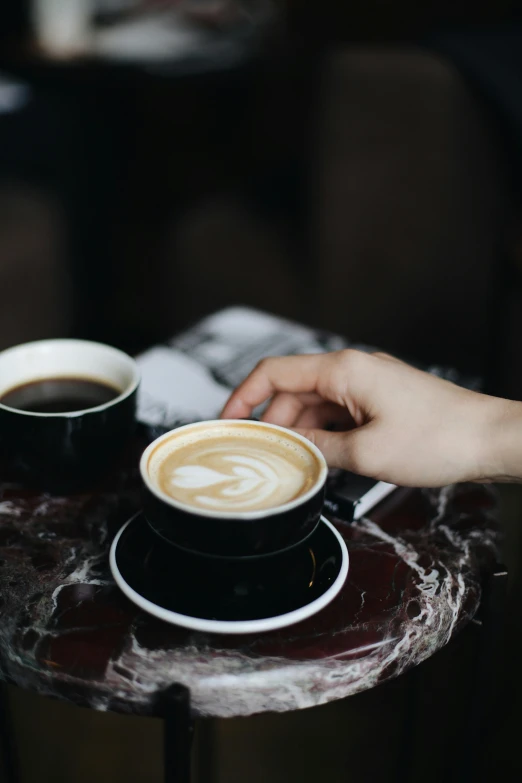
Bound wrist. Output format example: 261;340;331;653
478;396;522;482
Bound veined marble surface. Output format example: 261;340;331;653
0;437;500;718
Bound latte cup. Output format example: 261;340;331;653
0;339;140;492
140;419;328;559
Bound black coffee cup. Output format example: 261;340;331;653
0;339;140;492
140;419;328;558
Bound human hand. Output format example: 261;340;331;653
221;350;519;487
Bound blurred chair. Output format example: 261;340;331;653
0;182;70;349
0;73;71;349
172;47;510;385
0;47;515;391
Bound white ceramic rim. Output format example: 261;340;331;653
110;514;349;635
140;419;329;521
0;339;140;418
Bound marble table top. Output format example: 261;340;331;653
0;426;500;719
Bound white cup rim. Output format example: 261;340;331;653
140;419;328;521
0;338;140;419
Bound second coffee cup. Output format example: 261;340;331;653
140;419;328;558
0;339;140;492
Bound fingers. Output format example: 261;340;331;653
294;402;354;431
221;353;332;419
294;427;366;472
261;391;353;431
220;348;374;420
260;392;324;428
261;393;303;427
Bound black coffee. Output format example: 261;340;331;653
0;377;121;413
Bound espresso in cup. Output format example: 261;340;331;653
0;339;140;492
141;420;328;558
0;377;120;413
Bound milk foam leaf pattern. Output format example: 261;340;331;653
168;454;300;512
168;465;229;488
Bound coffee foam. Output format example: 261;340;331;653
147;423;323;514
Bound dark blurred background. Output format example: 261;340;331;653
1;1;522;781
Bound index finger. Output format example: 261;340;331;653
220;353;332;419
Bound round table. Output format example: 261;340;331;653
0;432;500;723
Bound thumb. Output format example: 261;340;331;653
294;427;366;472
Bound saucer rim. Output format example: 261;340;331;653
109;513;349;635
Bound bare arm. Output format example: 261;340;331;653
221;350;522;487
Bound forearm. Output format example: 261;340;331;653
480;397;522;482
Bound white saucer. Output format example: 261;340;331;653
110;514;349;635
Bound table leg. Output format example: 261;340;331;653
396;564;508;783
156;684;194;783
193;718;217;783
451;564;508;782
0;682;20;783
394;665;419;783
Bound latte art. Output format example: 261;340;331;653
167;451;307;511
148;424;323;513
